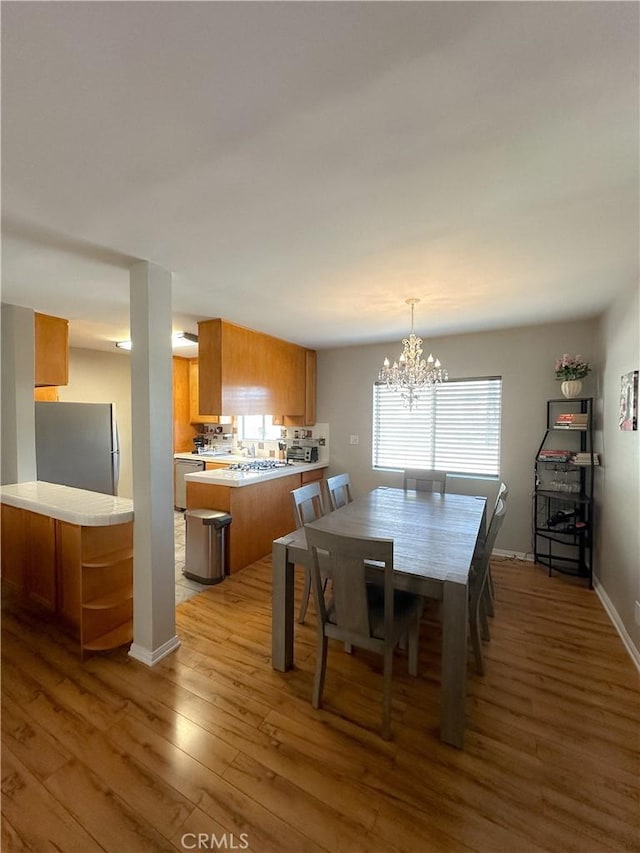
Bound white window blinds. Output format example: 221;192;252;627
372;377;502;476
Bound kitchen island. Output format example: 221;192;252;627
185;461;327;573
1;481;134;658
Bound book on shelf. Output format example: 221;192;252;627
537;450;572;462
554;423;588;430
572;452;600;466
555;413;588;425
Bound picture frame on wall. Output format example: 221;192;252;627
618;370;638;431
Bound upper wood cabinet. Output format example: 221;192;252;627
34;386;59;402
173;356;197;452
188;359;219;424
272;349;317;426
304;349;317;426
34;312;69;387
198;319;312;419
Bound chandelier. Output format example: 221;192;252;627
378;298;447;410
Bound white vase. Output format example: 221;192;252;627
561;379;582;399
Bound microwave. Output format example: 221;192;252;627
287;445;318;463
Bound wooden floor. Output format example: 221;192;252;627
2;557;639;852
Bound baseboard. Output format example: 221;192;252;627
493;548;534;562
593;578;640;674
128;634;181;667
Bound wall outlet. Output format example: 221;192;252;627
349;434;359;445
635;601;640;626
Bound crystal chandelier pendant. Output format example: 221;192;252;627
378;298;447;410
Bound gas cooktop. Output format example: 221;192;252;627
227;460;292;472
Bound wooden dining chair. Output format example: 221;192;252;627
469;497;507;676
403;469;447;494
485;481;509;617
325;473;354;511
304;526;423;740
291;482;327;623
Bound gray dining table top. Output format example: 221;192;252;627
303;486;486;586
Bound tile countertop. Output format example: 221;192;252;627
0;481;134;526
174;452;250;463
184;460;327;488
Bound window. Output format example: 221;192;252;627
372;377;502;477
236;415;282;442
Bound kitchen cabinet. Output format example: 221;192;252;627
198;318;312;418
35;386;59;401
57;520;133;659
1;501;133;658
35;311;69;387
188;359;219;424
186;466;327;573
273;349;317;426
304;349;317;426
1;504;56;610
173;356;198;452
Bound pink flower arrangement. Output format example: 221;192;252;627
555;354;591;380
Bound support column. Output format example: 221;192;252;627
1;304;37;485
128;261;180;665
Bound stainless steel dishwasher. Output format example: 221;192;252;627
174;457;205;510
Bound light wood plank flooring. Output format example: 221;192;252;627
2;557;639;852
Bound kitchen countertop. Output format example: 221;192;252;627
174;452;251;464
184;460;327;488
0;481;134;526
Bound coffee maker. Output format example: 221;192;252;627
193;435;206;454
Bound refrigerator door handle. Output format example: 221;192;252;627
111;413;120;494
111;449;121;495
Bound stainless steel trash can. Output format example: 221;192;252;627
184;509;232;584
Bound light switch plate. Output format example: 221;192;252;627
350;434;359;445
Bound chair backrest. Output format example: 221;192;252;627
473;497;507;595
403;469;447;494
486;481;509;536
326;473;354;511
304;526;394;644
291;482;325;529
496;481;509;506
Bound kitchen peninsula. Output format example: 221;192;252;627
185;461;327;573
1;482;134;658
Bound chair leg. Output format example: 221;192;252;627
469;596;485;676
298;567;312;624
382;649;393;740
312;634;328;709
485;566;495;617
479;596;491;643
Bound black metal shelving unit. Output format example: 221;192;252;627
533;397;594;587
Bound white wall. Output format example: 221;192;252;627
317;317;599;556
59;349;133;498
595;282;640;655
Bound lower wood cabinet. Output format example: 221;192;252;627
58;520;133;659
1;503;133;659
186;467;327;573
1;504;56;610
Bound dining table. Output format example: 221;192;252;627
271;485;487;748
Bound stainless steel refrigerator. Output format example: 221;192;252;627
35;401;120;495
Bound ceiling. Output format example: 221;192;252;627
2;2;638;354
